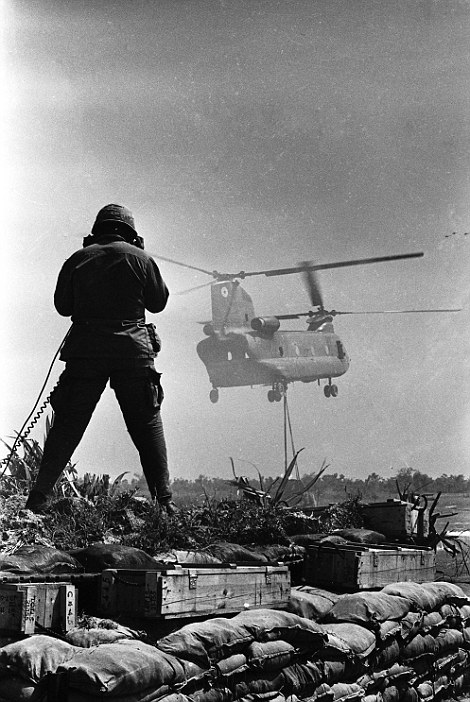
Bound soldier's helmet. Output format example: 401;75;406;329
91;204;137;237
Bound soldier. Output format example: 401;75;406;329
25;204;176;514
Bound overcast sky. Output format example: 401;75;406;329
2;0;470;487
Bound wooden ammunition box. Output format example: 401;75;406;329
0;582;76;635
35;583;77;633
362;499;430;540
0;584;36;635
100;565;291;619
304;543;436;591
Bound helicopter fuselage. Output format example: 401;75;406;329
197;324;350;397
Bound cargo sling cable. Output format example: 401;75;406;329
0;327;72;478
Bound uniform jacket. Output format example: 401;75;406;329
55;234;169;359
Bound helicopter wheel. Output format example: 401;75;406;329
323;385;331;398
268;390;275;403
209;388;219;403
330;384;338;398
274;391;282;402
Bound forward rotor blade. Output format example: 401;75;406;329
154;251;424;283
245;251;424;278
153;254;215;277
175;280;215;295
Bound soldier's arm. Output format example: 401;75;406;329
144;258;170;313
54;259;74;317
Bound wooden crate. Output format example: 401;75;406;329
100;565;291;619
362;499;430;540
304;543;436;591
0;583;76;635
35;583;77;633
0;584;36;635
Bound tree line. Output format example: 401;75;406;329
122;466;470;507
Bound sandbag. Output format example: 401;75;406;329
0;546;82;574
321;659;351;685
231;670;285;698
419;581;468;608
383;663;414;685
398;612;423;642
153;550;223;565
70;543;159;571
419;610;446;635
245;545;304;563
212;652;248;679
281;661;324;695
322;660;363;688
65;619;139;647
307;683;335;701
433;627;464;655
206;542;269;563
187;687;232;702
330;682;365;701
234;609;327;649
331;529;386;545
65;685;173;702
288;586;339;621
323;592;412;629
65;627;136;647
372;640;401;669
157;617;254;666
381;583;436;612
290;534;330;547
399;689;418;702
0;634;80;683
0;676;35;702
459;603;470;627
376;620;401;642
55;639;186;696
320;623;376;659
247;640;296;671
381;686;400;702
399;634;436;661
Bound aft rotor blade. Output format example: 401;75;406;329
332;308;462;315
153;254;215;277
299;261;323;309
276;308;461;319
244;251;424;278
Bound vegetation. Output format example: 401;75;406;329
0;427;468;557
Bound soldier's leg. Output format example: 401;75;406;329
26;365;108;510
111;366;171;503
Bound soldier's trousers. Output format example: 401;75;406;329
32;358;171;501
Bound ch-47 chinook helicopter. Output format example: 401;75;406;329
156;252;460;403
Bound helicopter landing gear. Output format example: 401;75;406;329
324;381;338;398
268;381;286;403
209;388;219;403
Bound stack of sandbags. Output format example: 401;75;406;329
156;610;328;702
3;584;470;701
316;581;470;701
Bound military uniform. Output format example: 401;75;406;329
25;205;174;513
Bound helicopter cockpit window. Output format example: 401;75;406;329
336;340;346;360
279;346;284;357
